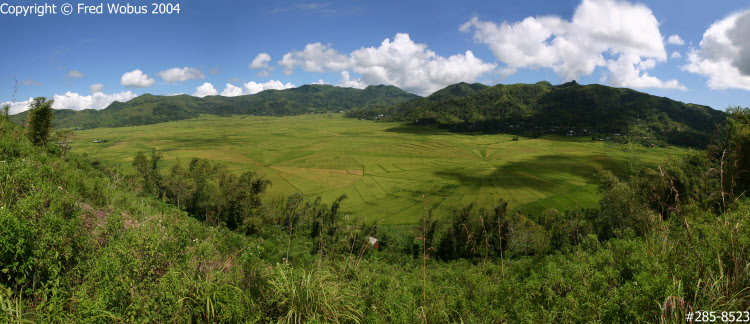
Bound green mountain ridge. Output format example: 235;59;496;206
10;81;725;148
347;81;726;148
10;84;418;129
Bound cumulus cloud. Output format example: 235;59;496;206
2;91;138;114
193;82;218;97
279;33;496;95
667;34;685;46
312;79;329;85
250;53;272;69
250;53;275;77
460;0;684;90
52;91;138;111
220;83;244;97
121;69;156;88
1;98;35;115
670;51;682;59
243;80;295;94
279;43;350;74
606;54;686;90
67;70;84;78
338;71;366;89
158;67;205;83
683;10;750;90
89;83;104;93
219;80;296;96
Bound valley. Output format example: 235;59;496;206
72;113;687;224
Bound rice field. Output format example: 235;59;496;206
72;113;688;224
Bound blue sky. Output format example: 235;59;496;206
2;0;750;114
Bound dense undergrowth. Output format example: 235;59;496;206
0;107;749;323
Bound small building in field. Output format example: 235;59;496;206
368;236;380;250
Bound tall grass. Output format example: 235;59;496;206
267;265;362;323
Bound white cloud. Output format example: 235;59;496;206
279;33;496;95
220;80;295;96
193;82;218;97
67;70;84;78
120;69;156;88
249;53;272;69
158;67;205;83
683;10;750;90
460;0;683;90
667;34;685;46
338;71;366;89
312;79;329;85
606;54;686;90
670;51;682;59
279;42;350;74
52;91;138;110
89;83;104;93
220;83;244;97
3;92;138;114
243;80;295;94
250;53;275;77
1;98;35;115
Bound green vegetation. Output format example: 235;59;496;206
2;91;750;322
71;113;688;224
23;97;54;146
348;81;726;148
9;84;417;130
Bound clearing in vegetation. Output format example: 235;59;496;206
72;113;687;224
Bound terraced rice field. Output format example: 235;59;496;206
72;113;687;224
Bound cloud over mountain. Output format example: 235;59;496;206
158;67;205;83
193;82;218;97
220;80;296;96
460;0;684;90
2;91;137;114
278;33;496;95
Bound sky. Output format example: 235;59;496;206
1;0;750;114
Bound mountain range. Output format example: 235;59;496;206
10;81;725;147
348;81;725;147
10;84;417;129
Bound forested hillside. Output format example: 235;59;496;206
9;84;417;129
348;81;726;148
1;98;749;322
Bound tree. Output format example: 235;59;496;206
709;107;750;211
24;97;54;146
165;158;195;210
54;129;74;158
131;148;164;196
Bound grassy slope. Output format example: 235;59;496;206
3;110;748;323
72;113;687;224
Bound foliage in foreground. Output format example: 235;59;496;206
0;107;749;323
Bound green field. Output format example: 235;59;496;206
71;113;687;224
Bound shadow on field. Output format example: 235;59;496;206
383;124;453;135
433;154;628;188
